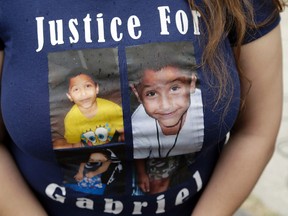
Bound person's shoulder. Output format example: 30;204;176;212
188;88;204;115
229;0;281;45
194;88;201;95
97;97;118;106
132;105;154;126
190;88;202;100
132;104;145;119
64;104;80;122
97;98;123;112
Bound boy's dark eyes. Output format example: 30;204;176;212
85;83;94;88
171;85;180;91
145;91;156;97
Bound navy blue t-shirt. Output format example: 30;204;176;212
0;0;280;215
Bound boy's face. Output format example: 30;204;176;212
89;152;108;163
67;74;99;109
134;66;194;129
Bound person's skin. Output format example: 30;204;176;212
66;73;99;119
131;66;197;135
53;73;125;149
85;153;111;178
149;177;170;194
55;73;104;149
0;52;48;215
135;159;150;193
0;24;282;216
192;25;283;215
74;152;111;181
132;67;197;194
136;158;170;194
53;138;82;149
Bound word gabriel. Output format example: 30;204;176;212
35;6;201;52
45;171;202;214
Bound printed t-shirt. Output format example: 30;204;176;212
133;89;204;159
0;0;280;215
64;97;123;145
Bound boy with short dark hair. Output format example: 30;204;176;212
53;69;124;149
127;42;204;194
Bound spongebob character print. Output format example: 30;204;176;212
0;0;280;214
64;97;123;146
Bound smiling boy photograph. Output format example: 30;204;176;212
48;48;125;149
63;69;124;148
127;41;204;194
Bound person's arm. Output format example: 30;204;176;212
85;160;112;178
53;138;82;149
0;51;48;215
135;159;150;193
192;24;283;216
74;162;85;181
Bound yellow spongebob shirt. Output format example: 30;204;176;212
64;98;123;145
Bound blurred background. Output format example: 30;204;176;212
235;7;288;216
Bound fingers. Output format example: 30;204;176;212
139;178;150;193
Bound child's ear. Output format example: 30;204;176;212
95;84;100;94
66;93;74;102
130;84;142;103
190;73;197;93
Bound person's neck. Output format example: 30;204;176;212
159;114;186;136
160;126;179;135
79;102;98;119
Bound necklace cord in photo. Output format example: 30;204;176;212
156;114;184;158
